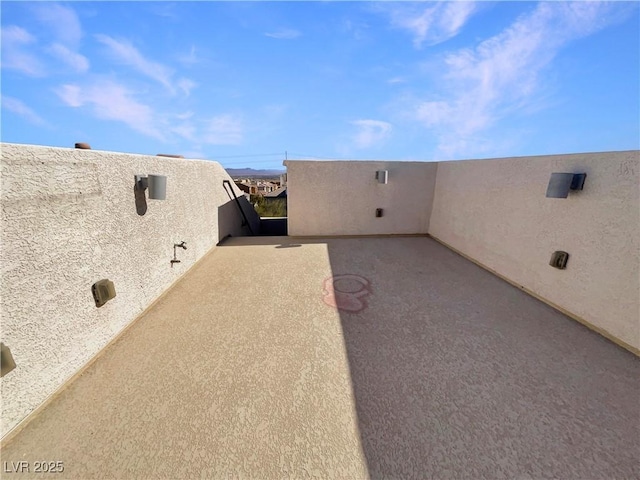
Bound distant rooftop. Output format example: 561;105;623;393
264;186;287;198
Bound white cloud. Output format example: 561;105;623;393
95;34;175;91
177;78;197;96
384;1;477;48
56;84;83;107
1;25;36;44
409;2;629;157
265;28;302;40
351;119;393;149
415;101;454;128
55;80;164;140
173;111;244;145
46;43;89;73
181;150;206;160
31;3;83;46
29;4;90;74
95;35;196;95
1;51;44;77
203;115;243;145
55;78;242;145
171;122;196;142
0;25;45;76
178;45;199;66
1;95;47;126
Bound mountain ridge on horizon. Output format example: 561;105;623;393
225;167;285;177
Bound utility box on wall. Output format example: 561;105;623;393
549;251;569;270
92;279;116;307
1;343;16;377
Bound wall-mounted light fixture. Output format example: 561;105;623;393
375;170;388;184
546;172;586;198
135;174;167;200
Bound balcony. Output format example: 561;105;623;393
1;144;638;479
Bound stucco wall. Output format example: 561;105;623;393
285;160;438;236
428;151;639;351
0;143;257;437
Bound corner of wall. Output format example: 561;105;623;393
425;161;440;233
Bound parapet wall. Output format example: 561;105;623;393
286;151;639;352
429;151;639;352
0;143;258;437
285;160;438;236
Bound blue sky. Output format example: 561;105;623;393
1;1;638;169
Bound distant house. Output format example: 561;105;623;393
264;186;287;200
234;181;257;196
256;181;276;194
233;178;282;197
235;182;250;194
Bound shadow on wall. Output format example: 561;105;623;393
217;196;260;242
134;184;147;216
259;217;288;236
323;237;639;480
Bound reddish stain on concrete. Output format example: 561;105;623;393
322;274;371;313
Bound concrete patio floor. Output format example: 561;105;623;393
2;236;638;479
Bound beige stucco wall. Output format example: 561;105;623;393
285;160;438;236
428;151;640;351
0;143;257;437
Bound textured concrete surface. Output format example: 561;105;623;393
2;237;638;479
0;143;259;437
429;150;640;350
285;161;437;236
